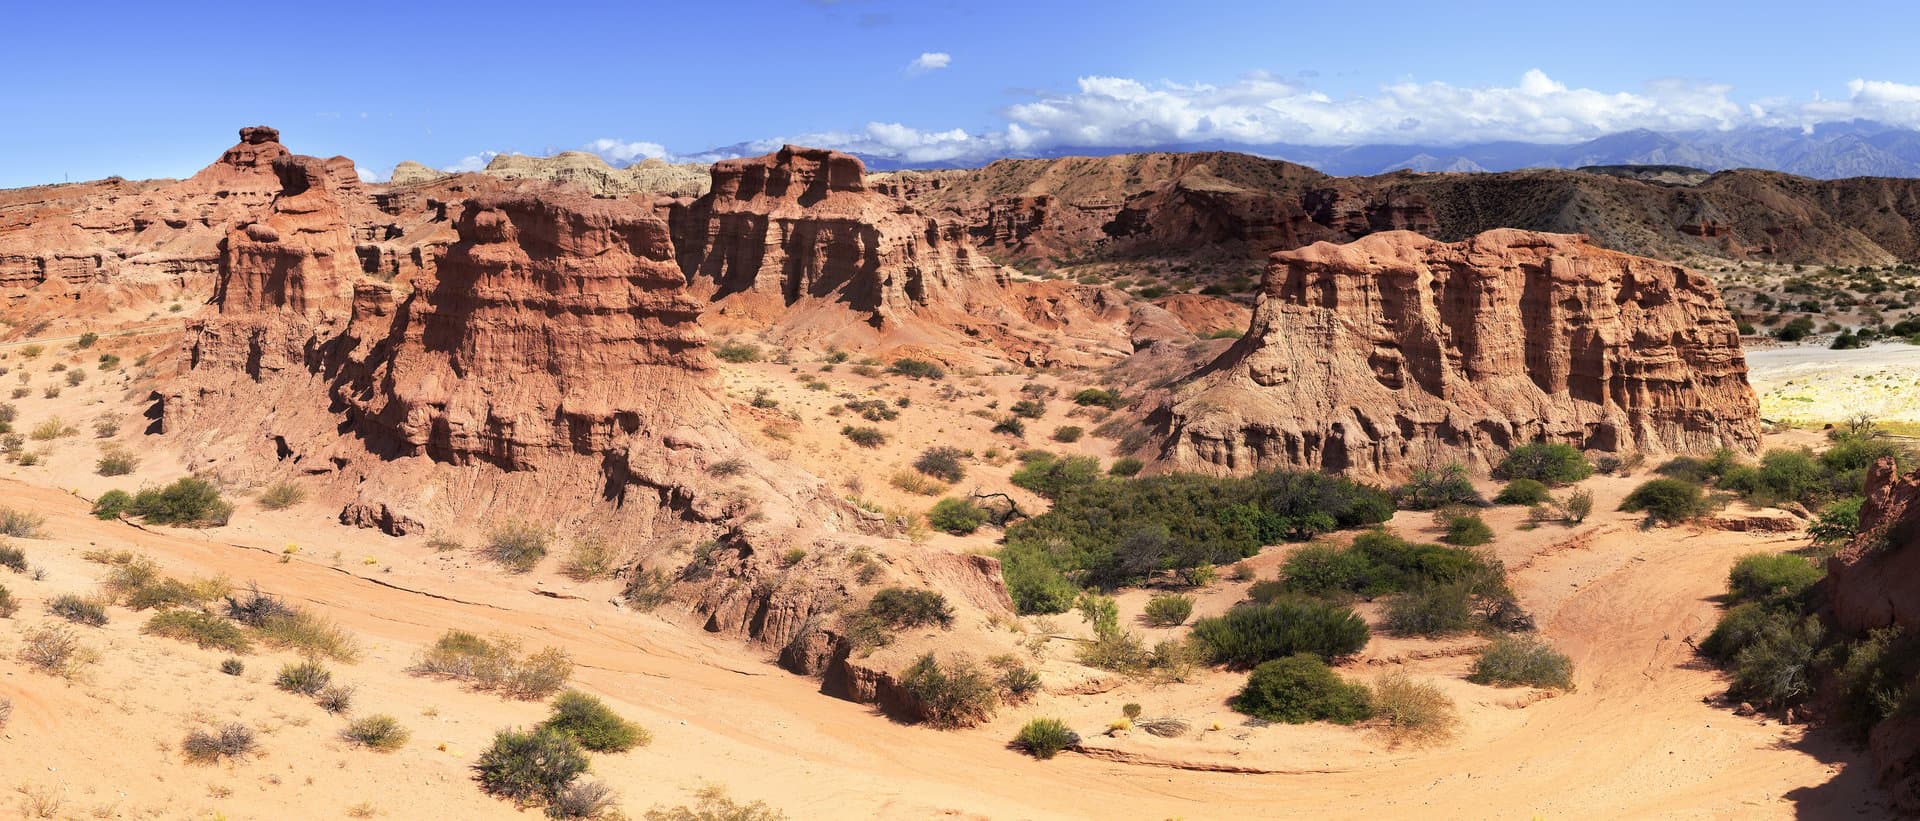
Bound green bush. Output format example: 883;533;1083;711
1493;479;1550;505
1831;627;1920;736
1014;717;1078;759
999;546;1078;614
1468;636;1574;689
713;341;762;363
1071;388;1124;409
913;447;967;483
1701;602;1787;664
1002;470;1392;597
1189;598;1369;668
1051;425;1083;443
886;358;945;380
144;610;253;653
1009;399;1047;419
990;417;1026;437
1231;653;1373;724
475;727;590;806
1444;514;1493;547
1395;463;1483;510
1279;530;1499;599
91;489;133;519
48;594;108;626
541;690;650;752
1385;583;1474;637
864;587;954;629
1107;457;1144;477
1731;615;1824;706
841;425;886;448
1496;443;1593;485
275;660;332;696
1143;593;1194;627
1809;497;1865;545
343;714;410;752
486;521;552;573
901;653;999;728
128;478;232;526
1727;553;1822;603
926;498;988;535
1009;454;1101;500
1619;478;1708;525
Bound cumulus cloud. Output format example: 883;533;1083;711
584;138;673;164
908;52;951;73
356;164;389;184
442;151;499;173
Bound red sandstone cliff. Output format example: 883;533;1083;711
1159;229;1760;475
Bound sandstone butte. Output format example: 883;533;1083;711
1159;229;1761;475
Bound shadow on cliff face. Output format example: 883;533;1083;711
1783;725;1887;819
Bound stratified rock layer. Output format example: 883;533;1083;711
1161;229;1759;474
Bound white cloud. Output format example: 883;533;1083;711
356;164;388;184
908;52;951;73
584;138;673;164
442;151;499;173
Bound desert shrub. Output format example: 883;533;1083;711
886;358;945;380
224;583;295;626
1809;497;1865;545
990;416;1026;437
91;489;133;519
1443;514;1494;547
993;657;1042;702
18;625;95;676
926;497;988;535
913;447;967;483
541;690;650;752
1700;602;1789;664
1143;593;1194;627
1727;553;1822;604
841;399;899;422
486;521;552;573
1071;388;1124;409
1619;478;1709;525
864;587;954;629
548;781;621;820
999;547;1078;615
561;538;617;582
840;425;886;448
642;785;785;821
128;477;232;526
94;446;137;476
1107;457;1144;477
220;657;245;675
144;610;253;653
257;481;305;511
1371;672;1460;746
0;542;24;571
29;417;70;440
276;659;333;695
1279;530;1499;599
315;683;357;714
76;332;98;348
0;583;13;618
1385;583;1474;637
92;413;120;436
1014;717;1078;759
0;507;44;537
1077;628;1152;673
1009;399;1047;420
1395;463;1483;510
713;341;762;363
1831;627;1920;736
1231;653;1373;724
47;593;108;626
1002;469;1392;598
343;714;410;752
1494;479;1550;505
1468;635;1574;689
1496;443;1593;485
1010;453;1101;500
475;727;590;806
890;471;943;495
901;653;999;728
1730;615;1825;706
1050;425;1083;443
1189;598;1369;668
1560;488;1594;523
182;723;257;763
64;369;84;386
411;630;573;700
254;608;359;661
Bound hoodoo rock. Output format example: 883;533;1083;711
1159;229;1760;475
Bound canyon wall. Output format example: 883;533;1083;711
1160;229;1760;475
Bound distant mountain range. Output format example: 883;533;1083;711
802;120;1920;179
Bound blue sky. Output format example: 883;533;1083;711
6;0;1920;186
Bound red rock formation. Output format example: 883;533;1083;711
1160;229;1759;475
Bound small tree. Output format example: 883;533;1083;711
926;498;988;535
1496;443;1593;485
1619;478;1708;525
